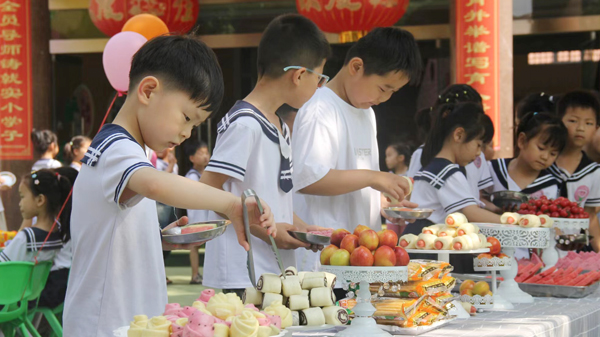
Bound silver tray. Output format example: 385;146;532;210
490;190;528;212
162;220;229;244
288;231;330;245
518;281;600;298
378;318;456;335
383;207;434;220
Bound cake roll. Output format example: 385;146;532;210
310;287;335;307
262;293;283;309
421;224;445;235
299;308;326;326
322;306;349;326
257;274;282;294
301;289;310;297
291;311;300;326
281;276;302;297
500;212;520;225
325;273;337;289
452;235;474;250
539;214;553;228
519;214;541;228
433;236;453;250
243;287;263;306
298;272;307;284
284;266;298;277
445;212;468;227
288;295;310;310
399;234;418;249
416;233;437;249
302;276;327;290
457;223;478;236
437;226;457;237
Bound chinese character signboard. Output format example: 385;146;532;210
0;0;31;159
456;0;500;149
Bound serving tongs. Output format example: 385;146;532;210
243;189;285;287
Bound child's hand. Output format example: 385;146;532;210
226;197;276;251
161;216;205;250
269;223;310;250
303;224;330;252
370;172;411;202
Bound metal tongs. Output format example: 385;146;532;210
243;189;285;287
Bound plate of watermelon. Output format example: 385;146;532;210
288;229;332;245
162;220;230;245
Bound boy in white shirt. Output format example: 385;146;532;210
200;14;331;295
63;35;276;337
292;28;421;272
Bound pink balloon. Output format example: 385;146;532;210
102;31;147;92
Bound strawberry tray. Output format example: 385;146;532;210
518;281;600;298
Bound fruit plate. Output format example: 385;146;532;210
459;294;494;308
473;256;512;271
288;231;330;245
0;171;16;187
517;281;600;298
162;220;229;244
377;317;456;335
383;207;434;220
320;265;409;283
405;248;490;255
113;326;288;337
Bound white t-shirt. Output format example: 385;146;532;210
548;152;600;207
408;147;491;206
0;227;62;263
291;87;381;272
488;158;561;199
32;158;62;171
185;169;209;223
64;124;165;337
411;158;479;224
70;162;82;171
203;101;295;289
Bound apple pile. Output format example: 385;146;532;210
517;196;589;219
475;237;506;260
320;225;410;267
459;280;492;298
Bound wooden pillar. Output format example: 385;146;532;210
0;0;52;230
452;0;513;158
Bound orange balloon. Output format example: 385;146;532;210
121;14;169;40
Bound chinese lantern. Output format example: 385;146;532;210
296;0;410;42
89;0;200;37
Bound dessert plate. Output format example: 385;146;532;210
288;231;330;245
383;207;434;220
162;220;229;245
0;171;16;187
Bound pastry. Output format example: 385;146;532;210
230;311;259;337
500;212;520;225
416;233;437;249
310;287;335;307
243;287;264;306
322;306;349;326
257;274;282;294
281;275;302;297
445;213;467;227
299;307;326;326
433;236;453;250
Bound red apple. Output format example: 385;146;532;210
320;245;339;265
330;229;351;247
358;230;379;251
374;246;396;266
340;234;359;254
330;249;351;266
350;246;374;266
377;229;398;248
353;225;370;237
393;246;410;266
487;237;502;255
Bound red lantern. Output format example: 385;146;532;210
296;0;410;42
89;0;200;37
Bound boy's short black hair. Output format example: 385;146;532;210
344;27;423;85
257;14;331;79
184;139;208;158
557;90;600;123
129;34;224;114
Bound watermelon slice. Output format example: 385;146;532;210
539;266;557;278
523;274;543;284
181;224;218;235
516;263;543;282
530;252;543;267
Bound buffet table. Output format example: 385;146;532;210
287;288;600;337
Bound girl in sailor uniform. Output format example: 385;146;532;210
488;112;567;200
407;85;494;208
407;102;500;236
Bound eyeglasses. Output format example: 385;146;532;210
283;66;330;88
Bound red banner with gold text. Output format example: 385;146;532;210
0;0;32;160
455;0;500;149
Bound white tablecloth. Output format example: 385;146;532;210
287;289;600;337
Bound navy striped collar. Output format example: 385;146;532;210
548;151;600;183
23;227;63;252
491;158;560;194
82;124;143;167
415;158;465;190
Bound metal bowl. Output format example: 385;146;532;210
489;191;529;212
383;207;434;220
162;220;229;244
288;231;330;246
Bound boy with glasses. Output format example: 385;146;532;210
200;14;331;295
